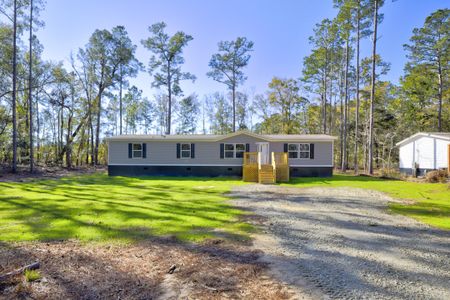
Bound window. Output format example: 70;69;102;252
224;143;246;158
288;143;310;159
181;143;191;159
299;143;310;158
132;143;143;158
288;144;298;158
225;144;234;158
236;144;245;158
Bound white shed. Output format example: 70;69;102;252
396;132;450;176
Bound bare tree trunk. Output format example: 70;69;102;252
329;65;334;135
232;84;236;132
36;96;40;163
119;65;123;135
323;50;328;134
94;90;103;165
354;1;361;174
28;0;34;173
339;72;344;169
66;115;72;168
85;125;90;165
166;67;172;135
12;0;17;173
342;38;349;172
89;116;94;165
368;0;379;175
437;57;443;132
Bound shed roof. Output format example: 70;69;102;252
396;132;450;147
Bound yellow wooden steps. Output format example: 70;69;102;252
242;152;289;184
258;165;275;184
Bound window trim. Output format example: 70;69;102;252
224;143;246;159
288;143;310;160
180;143;192;159
132;143;143;159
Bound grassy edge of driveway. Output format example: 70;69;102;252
283;175;450;230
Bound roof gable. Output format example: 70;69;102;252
396;132;450;147
214;131;271;142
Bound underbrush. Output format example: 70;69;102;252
425;170;448;183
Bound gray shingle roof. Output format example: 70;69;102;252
105;131;337;142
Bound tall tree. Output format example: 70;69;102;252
206;92;232;134
177;94;199;134
207;37;254;132
335;2;354;172
404;9;449;132
303;19;337;134
12;0;17;172
141;22;195;135
267;77;305;134
368;0;383;174
112;26;141;135
400;64;439;132
28;0;33;172
76;26;136;164
123;86;143;134
351;0;372;173
235;91;250;130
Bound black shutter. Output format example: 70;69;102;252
310;143;315;159
128;143;132;158
142;143;147;158
220;143;224;159
176;143;181;159
245;143;250;152
284;143;288;153
191;143;195;158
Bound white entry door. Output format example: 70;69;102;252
256;142;270;165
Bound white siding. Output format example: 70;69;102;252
399;142;413;168
415;137;435;169
436;139;450;169
399;136;449;170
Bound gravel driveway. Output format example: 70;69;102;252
231;185;450;300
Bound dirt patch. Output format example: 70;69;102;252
0;166;103;182
231;185;450;299
0;238;295;299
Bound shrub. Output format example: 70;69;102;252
380;168;401;179
24;269;41;282
425;170;448;183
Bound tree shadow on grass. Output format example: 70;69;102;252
0;174;251;243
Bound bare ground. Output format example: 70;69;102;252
0;238;295;299
0;166;103;182
230;185;450;300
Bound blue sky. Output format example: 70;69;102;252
38;0;449;100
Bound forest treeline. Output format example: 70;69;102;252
0;0;448;174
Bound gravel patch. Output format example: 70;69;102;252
231;185;450;300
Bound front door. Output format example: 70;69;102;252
256;142;270;165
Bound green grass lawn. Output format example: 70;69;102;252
284;175;450;230
1;173;448;244
0;174;252;243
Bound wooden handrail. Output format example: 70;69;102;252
272;152;288;165
243;152;258;165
